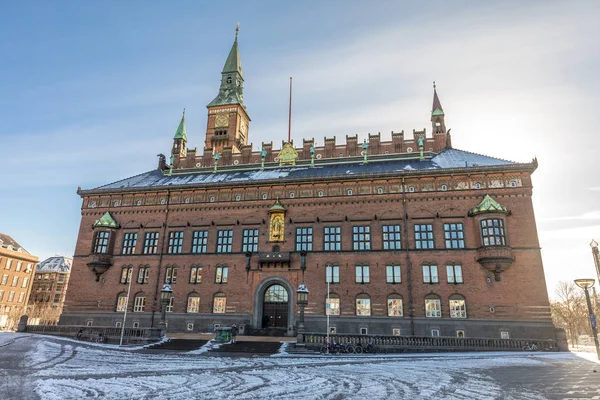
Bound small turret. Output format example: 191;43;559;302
171;110;187;168
431;82;451;150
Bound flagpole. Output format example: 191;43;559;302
288;77;292;143
326;279;330;345
119;270;133;347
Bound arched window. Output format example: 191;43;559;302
187;293;200;313
213;293;226;314
326;293;340;316
425;294;441;318
449;294;467;318
356;294;371;316
116;292;128;312
137;265;150;284
133;293;147;312
264;285;288;303
120;266;133;284
387;294;403;317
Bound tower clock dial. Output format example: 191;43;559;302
215;114;229;128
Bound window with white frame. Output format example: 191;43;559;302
191;230;208;253
500;331;510;339
164;267;177;284
0;290;4;301
167;231;184;254
457;330;465;338
18;292;25;303
132;321;139;328
326;265;339;283
355;265;370;283
444;223;465;249
295;227;313;251
388;296;403;317
21;277;29;288
324;226;341;251
8;291;15;302
423;265;439;283
190;266;202;284
187;295;200;313
481;219;506;246
187;323;194;331
11;276;18;287
414;224;434;249
431;329;440;337
216;230;233;253
215;266;228;284
120;266;133;284
16;262;22;272
382;225;402;250
352;226;371;250
326;294;340;315
137;266;150;284
386;265;401;283
133;295;146;312
122;232;138;255
425;296;442;318
166;297;174;312
446;264;463;284
143;232;159;254
5;259;12;270
242;229;259;253
360;327;368;335
356;295;371;316
1;274;7;285
449;296;467;318
116;293;128;312
213;294;226;313
392;328;401;336
92;231;111;254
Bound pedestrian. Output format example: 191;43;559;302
231;325;238;344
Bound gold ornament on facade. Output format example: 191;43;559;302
268;199;286;242
278;142;298;166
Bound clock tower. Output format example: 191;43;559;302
205;27;250;155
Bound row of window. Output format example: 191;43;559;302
92;219;507;255
0;290;26;303
2;259;33;272
0;275;29;288
119;266;228;285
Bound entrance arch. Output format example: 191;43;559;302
253;277;295;334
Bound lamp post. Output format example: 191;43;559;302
589;240;600;312
296;283;309;346
574;279;600;361
159;284;173;336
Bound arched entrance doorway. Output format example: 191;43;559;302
262;284;289;330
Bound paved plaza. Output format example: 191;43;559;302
0;333;598;400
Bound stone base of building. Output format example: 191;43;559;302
60;312;556;341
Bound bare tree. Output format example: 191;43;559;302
551;280;589;346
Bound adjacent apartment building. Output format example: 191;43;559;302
61;31;556;340
28;256;73;325
0;234;38;330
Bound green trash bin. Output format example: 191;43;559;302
215;327;232;343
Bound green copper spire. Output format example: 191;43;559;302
207;25;245;108
93;212;120;228
173;109;187;140
468;195;509;216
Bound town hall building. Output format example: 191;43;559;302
61;30;556;340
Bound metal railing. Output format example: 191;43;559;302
302;333;557;352
25;325;162;341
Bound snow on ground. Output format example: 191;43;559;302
22;336;575;400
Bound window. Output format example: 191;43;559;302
187;323;194;331
26;263;33;273
457;330;465;338
449;296;467;318
166;297;174;312
408;186;415;193
53;293;61;304
11;276;18;287
355;265;370;283
191;231;208;253
388;296;403;316
18;292;25;303
392;328;401;336
86;320;93;327
425;296;442;317
122;233;138;254
324;226;341;251
0;290;4;301
137;266;150;284
423;265;439;283
213;294;226;313
115;321;122;328
8;291;15;302
289;192;295;198
377;187;384;194
352;226;371;250
474;182;481;189
216;230;233;253
143;232;159;254
5;259;11;270
190;267;203;284
92;231;111;254
382;225;402;250
326;294;340;315
326;265;339;283
116;293;128;312
414;224;434;249
165;267;177;284
21;277;29;288
360;327;368;335
431;329;440;337
329;327;337;334
187;295;200;313
347;189;353;196
242;229;259;253
120;266;133;284
16;262;22;272
386;265;401;283
447;265;463;284
295;227;313;251
215;266;228;284
441;184;447;191
510;180;517;187
1;275;7;285
481;219;506;246
318;190;324;197
356;295;371;316
444;223;465;249
500;331;510;339
167;231;184;254
134;295;146;312
132;321;139;328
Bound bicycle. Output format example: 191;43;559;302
522;342;538;351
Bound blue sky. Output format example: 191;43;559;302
1;1;599;297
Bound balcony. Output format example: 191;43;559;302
87;254;113;281
476;246;514;281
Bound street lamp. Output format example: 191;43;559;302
296;283;309;346
574;278;600;361
159;283;173;335
589;240;600;311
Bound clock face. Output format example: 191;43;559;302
215;114;229;128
